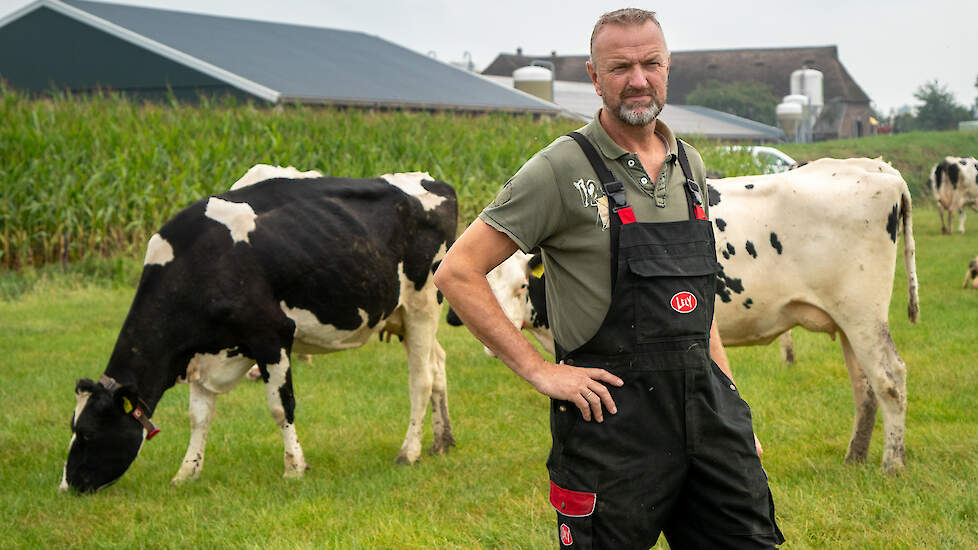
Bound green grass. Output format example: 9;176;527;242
1;205;977;549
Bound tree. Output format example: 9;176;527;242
973;75;978;118
684;80;778;126
912;79;971;131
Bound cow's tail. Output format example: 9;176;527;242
901;186;920;323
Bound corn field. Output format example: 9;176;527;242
1;86;767;269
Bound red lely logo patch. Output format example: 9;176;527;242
560;523;573;546
670;291;697;313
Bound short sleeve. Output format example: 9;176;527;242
479;153;564;252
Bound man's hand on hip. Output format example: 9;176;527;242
527;361;624;422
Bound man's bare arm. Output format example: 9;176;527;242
433;220;623;421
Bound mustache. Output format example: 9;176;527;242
620;86;657;100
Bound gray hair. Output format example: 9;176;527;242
589;8;665;61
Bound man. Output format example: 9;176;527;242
434;8;783;549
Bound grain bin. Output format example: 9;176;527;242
513;64;553;102
776;101;804;141
790;68;823;116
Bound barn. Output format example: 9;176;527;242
0;0;569;116
484;45;874;140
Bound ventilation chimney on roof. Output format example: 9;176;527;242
517;47;523;56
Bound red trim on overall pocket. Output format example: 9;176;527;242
550;481;597;517
693;204;708;220
616;206;637;224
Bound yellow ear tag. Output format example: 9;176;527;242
531;264;545;279
122;396;134;414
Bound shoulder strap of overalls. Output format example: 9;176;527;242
675;140;709;221
565;132;636;225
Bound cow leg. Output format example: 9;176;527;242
957;208;967;234
260;348;308;478
396;307;439;464
428;339;455;455
837;325;907;473
172;382;218;485
839;333;877;464
778;330;796;365
939;206;950;234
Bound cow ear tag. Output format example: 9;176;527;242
121;396;134;414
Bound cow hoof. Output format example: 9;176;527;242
394;453;419;465
843;453;867;465
429;435;457;456
882;451;906;475
283;464;309;479
171;475;197;486
882;460;905;475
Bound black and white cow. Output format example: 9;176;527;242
471;158;918;474
963;256;978;289
929;156;978;234
446;250;551;356
61;170;458;493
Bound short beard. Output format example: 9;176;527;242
617;100;662;126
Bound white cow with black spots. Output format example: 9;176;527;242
708;157;918;474
929;156;978;234
61;167;458;492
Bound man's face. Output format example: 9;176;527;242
587;21;670;127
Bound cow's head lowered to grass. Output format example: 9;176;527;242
62;377;157;493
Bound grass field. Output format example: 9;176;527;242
1;195;977;548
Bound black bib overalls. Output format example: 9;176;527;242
546;133;784;549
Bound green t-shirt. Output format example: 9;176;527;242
479;112;708;351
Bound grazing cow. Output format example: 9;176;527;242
964;256;978;289
929;156;978;234
468;158;918;473
230;163;323;190
61;171;458;493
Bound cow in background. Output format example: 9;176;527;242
465;158;918;474
62;170;457;492
929;156;978;234
446;251;552;356
964;256;978;289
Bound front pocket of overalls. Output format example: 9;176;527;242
627;255;719;343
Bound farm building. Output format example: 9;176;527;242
0;0;569;116
484;45;874;140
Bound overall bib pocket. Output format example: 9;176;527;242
626;255;719;344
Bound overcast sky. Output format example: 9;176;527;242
1;0;975;115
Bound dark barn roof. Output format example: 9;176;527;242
0;0;565;114
483;45;871;106
667;46;870;105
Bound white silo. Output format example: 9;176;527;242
778;94;812;143
513;65;554;102
776;101;804;142
791;68;823;119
